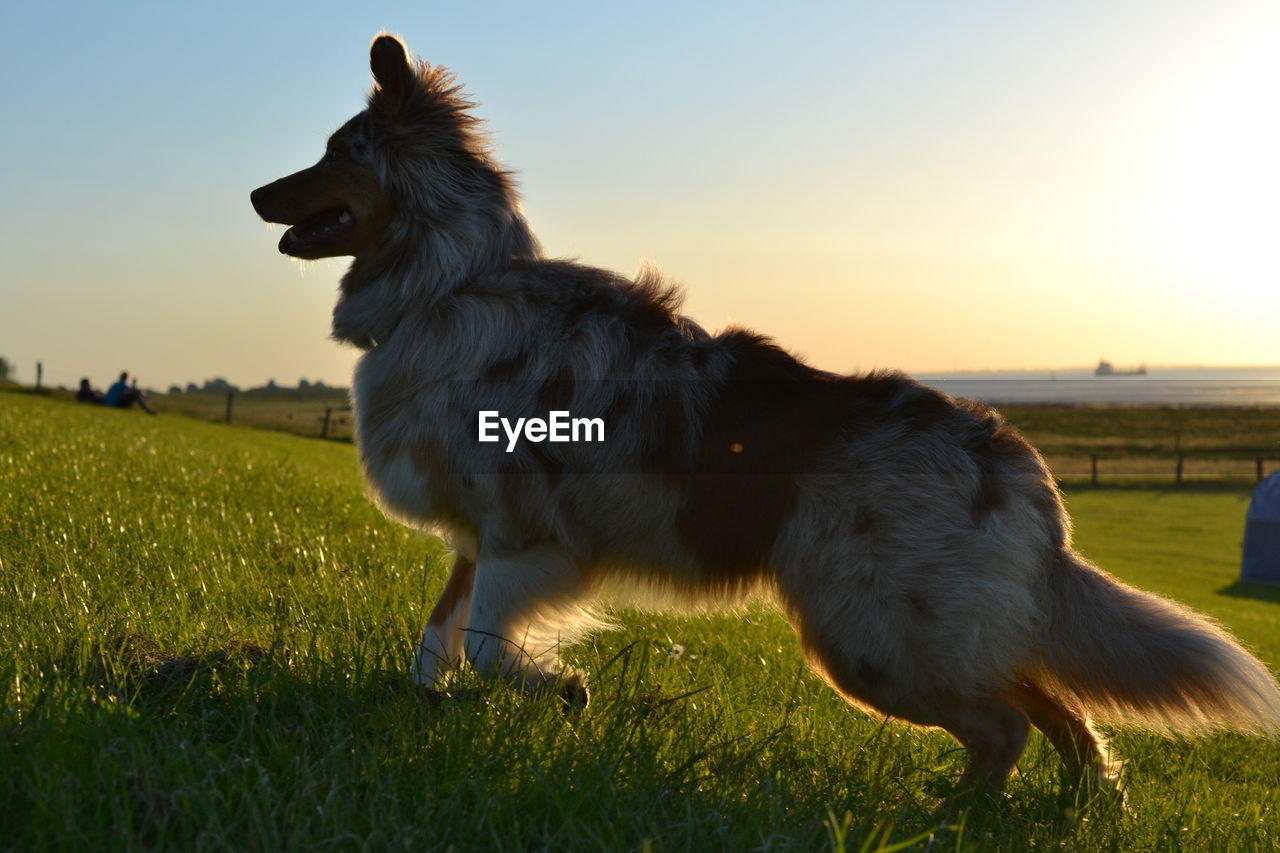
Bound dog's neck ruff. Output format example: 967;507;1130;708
332;210;540;351
332;265;414;350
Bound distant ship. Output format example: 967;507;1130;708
1094;359;1148;377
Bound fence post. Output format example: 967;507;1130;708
1258;457;1265;483
322;407;332;439
35;361;42;390
224;389;234;424
1175;454;1184;488
1090;453;1098;487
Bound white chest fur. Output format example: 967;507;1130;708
351;345;449;528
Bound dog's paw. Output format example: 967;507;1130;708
558;672;590;712
1074;762;1130;814
412;684;448;706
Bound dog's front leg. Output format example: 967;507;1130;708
411;552;476;686
463;546;587;701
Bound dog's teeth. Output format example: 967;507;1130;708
338;211;352;223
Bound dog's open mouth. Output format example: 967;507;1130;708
279;207;356;256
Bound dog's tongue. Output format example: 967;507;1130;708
279;208;354;254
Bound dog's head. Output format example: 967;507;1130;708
249;106;390;259
250;35;504;261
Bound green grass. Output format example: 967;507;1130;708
2;393;1279;850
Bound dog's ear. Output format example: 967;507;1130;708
370;34;413;100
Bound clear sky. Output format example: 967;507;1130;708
1;0;1276;390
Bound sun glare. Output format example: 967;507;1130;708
1143;14;1280;297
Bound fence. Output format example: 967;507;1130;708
151;390;356;441
319;405;353;439
1047;454;1279;487
220;390;352;439
205;393;1279;481
209;389;1280;482
15;367;1280;480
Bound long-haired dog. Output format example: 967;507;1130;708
252;35;1280;792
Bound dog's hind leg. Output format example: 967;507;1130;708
792;619;1031;788
927;695;1032;789
1010;681;1122;792
411;553;475;686
463;546;593;705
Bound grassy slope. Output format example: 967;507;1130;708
1;393;1278;851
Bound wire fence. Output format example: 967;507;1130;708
13;362;1280;486
152;390;356;441
1045;454;1279;487
165;391;1280;485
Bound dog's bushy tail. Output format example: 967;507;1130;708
1032;551;1280;735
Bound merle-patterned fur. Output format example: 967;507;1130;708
252;34;1280;793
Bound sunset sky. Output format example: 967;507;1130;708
1;0;1276;390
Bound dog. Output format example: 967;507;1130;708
251;34;1280;792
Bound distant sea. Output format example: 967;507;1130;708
914;366;1280;406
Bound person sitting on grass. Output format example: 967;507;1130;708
75;378;103;404
103;371;155;415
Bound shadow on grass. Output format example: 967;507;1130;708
81;633;313;706
2;634;1104;850
79;633;454;717
1216;579;1280;604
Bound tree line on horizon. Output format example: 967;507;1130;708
164;378;348;398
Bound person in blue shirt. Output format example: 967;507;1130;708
103;371;155;414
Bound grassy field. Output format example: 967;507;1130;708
2;392;1279;850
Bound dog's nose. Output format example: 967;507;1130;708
250;185;267;213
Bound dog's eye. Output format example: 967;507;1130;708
323;146;348;165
